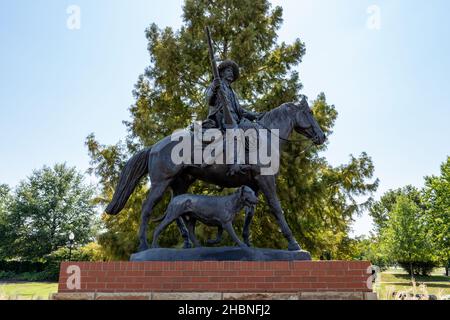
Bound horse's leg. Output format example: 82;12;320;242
171;176;195;248
242;187;258;247
138;180;171;252
151;215;177;248
256;175;301;251
243;205;256;247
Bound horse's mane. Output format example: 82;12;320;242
260;102;293;127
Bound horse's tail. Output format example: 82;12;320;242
105;148;152;215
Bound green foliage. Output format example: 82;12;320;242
369;185;423;233
352;236;391;270
381;196;436;276
0;271;16;280
0;260;56;281
0;184;11;213
396;261;437;277
47;242;106;263
0;184;12;259
370;157;449;276
0;263;53;282
368;185;424;271
40;243;107;280
423;157;450;274
0;270;57;282
87;0;378;259
0;242;107;281
0;260;47;273
1;164;98;261
0;271;55;282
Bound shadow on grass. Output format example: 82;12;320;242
384;274;450;283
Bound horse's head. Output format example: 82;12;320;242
289;97;326;145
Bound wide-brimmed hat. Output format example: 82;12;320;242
218;60;240;82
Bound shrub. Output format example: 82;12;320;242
43;242;106;280
46;242;105;263
0;261;47;273
0;271;16;280
0;270;54;281
398;261;438;276
0;243;106;281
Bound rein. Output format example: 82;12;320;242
257;121;316;155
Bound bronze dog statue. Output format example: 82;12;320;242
151;186;258;248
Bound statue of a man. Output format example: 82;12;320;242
204;60;263;130
202;60;264;175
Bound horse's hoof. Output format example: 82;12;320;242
244;240;252;247
206;238;220;245
288;242;301;251
183;242;192;249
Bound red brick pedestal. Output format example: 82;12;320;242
53;261;376;300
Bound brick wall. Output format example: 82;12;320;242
58;261;372;294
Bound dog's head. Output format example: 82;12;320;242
238;186;258;207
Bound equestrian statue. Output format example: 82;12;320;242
105;27;326;253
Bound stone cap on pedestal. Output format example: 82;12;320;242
130;247;312;261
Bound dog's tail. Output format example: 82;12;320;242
151;199;191;223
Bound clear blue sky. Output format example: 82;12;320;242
1;0;449;236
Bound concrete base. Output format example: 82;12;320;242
52;291;377;300
130;247;312;261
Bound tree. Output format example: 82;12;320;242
352;235;391;270
87;0;378;259
0;184;10;210
0;184;12;259
2;164;98;261
369;185;423;234
423;157;450;276
381;196;435;276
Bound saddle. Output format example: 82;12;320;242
190;119;264;152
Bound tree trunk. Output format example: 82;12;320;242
410;262;415;282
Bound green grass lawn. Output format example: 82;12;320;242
374;268;450;300
0;282;58;300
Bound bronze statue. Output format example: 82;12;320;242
204;60;262;130
105;27;327;255
151;186;258;248
106;98;325;252
204;27;265;176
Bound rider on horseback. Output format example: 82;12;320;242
204;60;262;130
202;60;265;175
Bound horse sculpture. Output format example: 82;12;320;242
105;97;326;252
